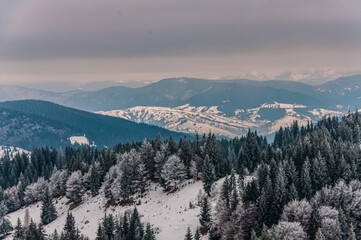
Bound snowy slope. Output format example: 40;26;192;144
97;102;342;137
0;146;31;159
6;180;206;240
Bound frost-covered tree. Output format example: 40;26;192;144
154;143;168;180
66;171;84;205
4;186;20;211
24;177;48;204
271;221;307;240
49;168;68;198
281;199;312;230
160;155;186;191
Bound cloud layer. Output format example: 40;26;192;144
1;0;361;83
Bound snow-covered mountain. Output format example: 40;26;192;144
97;102;341;137
0;146;31;159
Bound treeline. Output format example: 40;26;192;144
1;112;361;239
193;112;361;240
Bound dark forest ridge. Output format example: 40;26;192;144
0;100;183;150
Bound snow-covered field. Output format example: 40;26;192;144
97;102;342;137
0;146;31;159
6;180;206;240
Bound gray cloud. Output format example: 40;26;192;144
0;0;361;83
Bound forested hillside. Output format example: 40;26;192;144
1;112;361;239
0;100;183;150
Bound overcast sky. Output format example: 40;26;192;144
1;0;361;84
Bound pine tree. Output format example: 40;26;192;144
63;212;77;240
102;213;115;239
199;197;211;233
308;205;321;240
14;218;24;239
194;227;200;240
204;133;222;177
127;208;143;240
52;229;60;240
96;224;103;240
37;224;46;240
202;155;215;196
25;219;38;240
300;158;312;200
41;186;57;225
244;130;261;172
184;226;193;240
144;223;156;240
89;162;102;196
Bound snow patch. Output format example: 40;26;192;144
68;135;89;146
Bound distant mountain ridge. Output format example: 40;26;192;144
1;75;360;139
1;75;361;112
0;100;183;150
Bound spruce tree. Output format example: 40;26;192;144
41;186;57;225
102;213;115;239
194;227;200;240
199;197;211;233
14;218;24;239
300;158;312;200
128;208;143;240
144;223;156;240
202;155;215;196
184;226;193;240
63;212;77;240
308;205;321;240
25;219;38;240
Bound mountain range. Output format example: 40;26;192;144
0;100;183;150
1;75;360;139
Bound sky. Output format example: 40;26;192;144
1;0;361;85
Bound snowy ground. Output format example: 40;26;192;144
6;180;206;240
